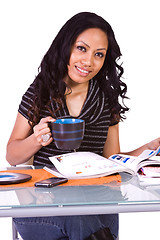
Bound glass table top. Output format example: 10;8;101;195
1;169;160;209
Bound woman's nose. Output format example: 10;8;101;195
81;53;93;67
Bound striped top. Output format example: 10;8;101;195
18;79;117;167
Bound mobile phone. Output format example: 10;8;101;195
34;177;68;188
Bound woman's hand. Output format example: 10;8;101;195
128;137;160;157
146;137;160;154
6;114;56;165
33;116;55;146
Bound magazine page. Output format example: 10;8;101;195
49;152;130;179
138;174;160;185
109;154;141;173
43;166;66;178
109;147;160;173
138;147;160;159
137;158;160;185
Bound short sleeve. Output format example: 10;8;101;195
18;82;35;120
109;113;120;126
109;120;119;126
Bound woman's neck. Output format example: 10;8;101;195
65;77;89;94
64;78;89;117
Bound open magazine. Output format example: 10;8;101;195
44;147;160;179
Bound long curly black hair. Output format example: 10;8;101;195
29;12;129;126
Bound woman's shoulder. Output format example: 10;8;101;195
21;81;36;100
18;81;36;119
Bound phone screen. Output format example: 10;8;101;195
34;177;68;188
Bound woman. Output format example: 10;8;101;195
6;12;160;240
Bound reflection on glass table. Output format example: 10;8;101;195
1;170;160;217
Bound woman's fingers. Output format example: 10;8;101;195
33;116;55;146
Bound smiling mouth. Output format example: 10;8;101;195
75;66;91;75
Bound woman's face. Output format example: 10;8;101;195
67;28;108;84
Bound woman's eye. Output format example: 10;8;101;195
77;46;86;52
95;52;104;58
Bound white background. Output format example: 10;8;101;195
0;0;160;239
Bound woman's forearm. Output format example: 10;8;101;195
123;138;160;156
123;144;148;156
6;114;54;166
6;134;42;166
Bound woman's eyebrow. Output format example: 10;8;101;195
76;41;107;51
97;48;107;51
76;41;90;48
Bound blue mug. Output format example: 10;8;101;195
50;118;85;150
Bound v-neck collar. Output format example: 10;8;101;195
50;79;105;125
